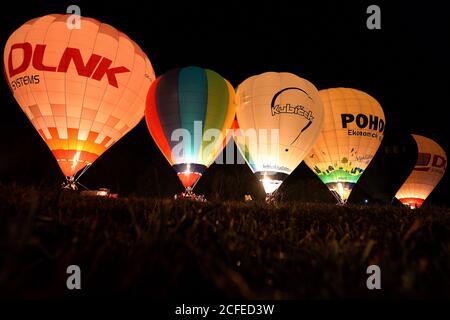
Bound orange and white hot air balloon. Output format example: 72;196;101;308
395;134;447;209
3;14;155;188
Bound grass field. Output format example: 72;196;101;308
0;183;449;300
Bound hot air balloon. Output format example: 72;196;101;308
145;66;236;195
235;72;324;197
3;14;155;189
354;130;417;204
304;88;385;204
395;134;447;209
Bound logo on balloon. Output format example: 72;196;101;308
7;42;130;89
415;152;447;173
270;87;316;146
270;87;314;121
341;113;385;140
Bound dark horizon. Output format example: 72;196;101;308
1;0;448;205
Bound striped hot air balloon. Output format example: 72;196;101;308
3;14;155;188
145;66;236;191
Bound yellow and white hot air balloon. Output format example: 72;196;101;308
395;134;447;209
235;72;324;195
304;88;385;204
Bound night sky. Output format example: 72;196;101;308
0;1;449;204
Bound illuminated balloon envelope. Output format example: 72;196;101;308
304;88;385;204
235;72;324;196
395;134;447;209
145;66;236;191
3;14;155;188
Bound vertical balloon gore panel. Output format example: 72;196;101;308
235;72;324;195
395;134;447;208
304;88;385;204
4;14;155;178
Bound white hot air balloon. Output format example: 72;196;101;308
235;72;324;196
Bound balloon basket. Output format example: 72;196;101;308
61;176;89;191
265;194;275;203
60;165;91;191
174;187;206;202
265;191;280;204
